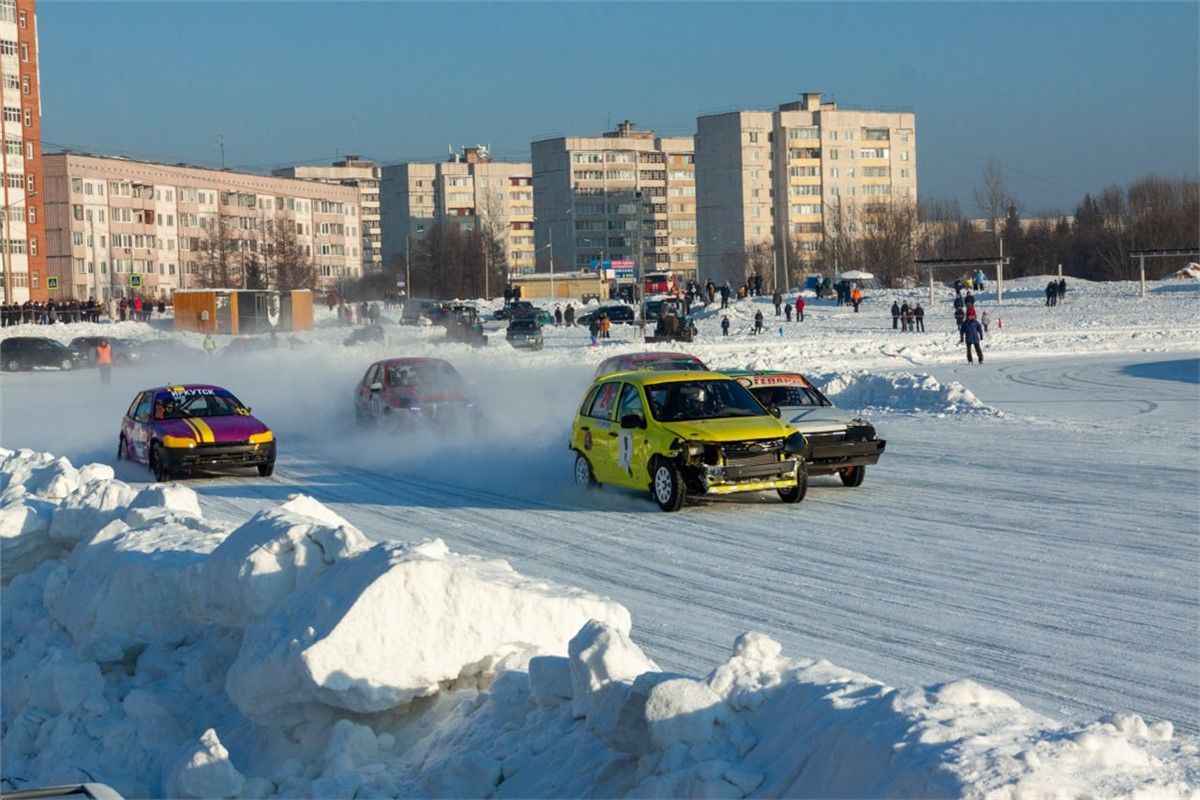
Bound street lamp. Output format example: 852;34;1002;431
405;224;424;303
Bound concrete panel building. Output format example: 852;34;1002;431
696;93;916;289
531;121;697;287
379;146;533;283
273;156;382;275
0;0;46;304
41;153;361;301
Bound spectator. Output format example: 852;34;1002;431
721;315;730;336
963;316;985;364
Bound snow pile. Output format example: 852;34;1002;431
1168;262;1200;280
2;447;1195;798
815;369;999;416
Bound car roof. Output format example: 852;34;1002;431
721;369;815;387
142;383;232;395
595;369;731;386
373;357;451;368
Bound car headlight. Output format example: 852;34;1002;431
162;435;196;449
784;431;808;455
684;441;706;457
844;424;876;442
248;431;274;444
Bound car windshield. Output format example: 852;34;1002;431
154;388;246;420
646;379;766;422
749;383;830;408
387;362;463;391
510;320;537;330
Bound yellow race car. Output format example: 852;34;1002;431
569;370;808;511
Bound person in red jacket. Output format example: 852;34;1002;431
795;295;805;322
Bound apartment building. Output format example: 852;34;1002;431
531;121;697;286
379;146;533;277
0;0;46;304
696;92;916;289
273;156;382;275
41;153;361;301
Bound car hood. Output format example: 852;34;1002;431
779;406;865;433
659;416;792;442
156;415;270;444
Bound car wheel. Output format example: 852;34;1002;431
778;463;809;504
839;465;866;487
150;443;172;483
257;461;275;477
651;457;686;512
59;357;75;370
4;357;21;371
574;452;597;489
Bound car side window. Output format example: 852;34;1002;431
585;382;620;421
616;383;645;423
133;392;153;422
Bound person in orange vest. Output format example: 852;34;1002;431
851;284;863;313
96;338;113;384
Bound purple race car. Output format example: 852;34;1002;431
118;384;276;482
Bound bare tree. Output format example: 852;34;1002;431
261;217;316;291
195;213;241;289
859;200;921;286
973;157;1015;242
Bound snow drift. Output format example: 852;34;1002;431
2;447;1195;798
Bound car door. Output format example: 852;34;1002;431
614;382;653;486
577;380;622;483
357;364;384;419
123;391;155;463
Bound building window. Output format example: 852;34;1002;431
21;74;28;94
27;174;36;193
19;9;25;28
748;132;758;143
901;151;910;161
23;107;30;126
0;39;15;56
2;74;15;90
29;237;36;256
26;205;33;223
3;106;19;123
25;141;32;159
4;137;19;156
19;42;27;61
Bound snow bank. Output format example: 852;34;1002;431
1;447;1195;799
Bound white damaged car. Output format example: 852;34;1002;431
725;369;886;487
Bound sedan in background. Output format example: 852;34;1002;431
1;337;84;371
576;304;637;327
505;317;544;351
118;384;276;482
353;357;480;429
724;369;886;487
594;351;708;378
69;336;142;365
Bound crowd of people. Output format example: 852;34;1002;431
0;295;167;327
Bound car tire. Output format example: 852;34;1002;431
574;452;597;489
4;357;21;372
257;461;275;477
839;465;866;487
150;443;171;483
778;463;809;504
651;457;686;512
59;357;75;370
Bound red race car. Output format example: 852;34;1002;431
118;384;276;482
353;357;480;429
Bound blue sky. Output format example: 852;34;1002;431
37;1;1199;216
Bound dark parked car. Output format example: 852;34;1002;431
137;338;202;362
344;324;386;346
494;300;535;321
577;304;637;326
68;336;142;364
506;317;544;351
1;337;84;371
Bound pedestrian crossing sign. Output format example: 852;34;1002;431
130;274;142;288
47;277;59;289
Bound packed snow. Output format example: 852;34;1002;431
1;276;1198;798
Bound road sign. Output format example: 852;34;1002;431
47;277;59;290
129;274;142;289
